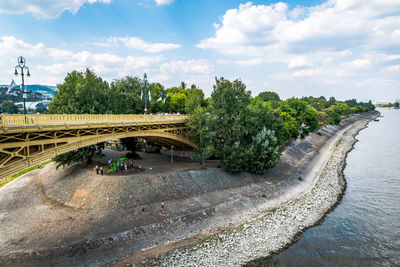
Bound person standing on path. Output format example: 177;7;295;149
96;165;99;175
161;201;165;209
100;167;103;176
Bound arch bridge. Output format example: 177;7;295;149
0;114;196;178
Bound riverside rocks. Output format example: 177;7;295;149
143;120;369;267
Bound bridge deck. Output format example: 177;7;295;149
0;114;188;132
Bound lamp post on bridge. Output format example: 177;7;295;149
14;56;31;115
143;73;148;114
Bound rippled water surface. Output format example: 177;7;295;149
261;109;400;266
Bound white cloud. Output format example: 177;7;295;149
236;58;263;66
158;59;215;92
0;36;44;60
35;52;164;83
155;0;175;5
340;59;371;69
385;54;400;61
0;0;111;19
160;59;213;75
0;36;163;85
386;65;400;72
0;36;214;93
197;1;400;56
99;37;181;53
287;56;312;68
216;59;231;64
197;2;288;53
292;69;321;77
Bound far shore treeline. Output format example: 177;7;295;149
49;69;375;173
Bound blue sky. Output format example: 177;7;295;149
0;0;399;102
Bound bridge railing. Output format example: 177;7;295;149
0;114;188;128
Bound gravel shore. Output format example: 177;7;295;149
140;119;370;267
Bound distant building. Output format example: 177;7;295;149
15;100;51;110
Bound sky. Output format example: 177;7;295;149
0;0;399;102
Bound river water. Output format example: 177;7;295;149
262;109;400;266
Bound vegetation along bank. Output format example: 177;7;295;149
50;69;375;175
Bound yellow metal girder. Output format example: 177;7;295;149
0;115;196;178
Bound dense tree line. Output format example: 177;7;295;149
50;69;375;173
376;102;399;108
187;79;375;173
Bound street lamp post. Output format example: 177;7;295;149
143;73;148;114
14;56;31;115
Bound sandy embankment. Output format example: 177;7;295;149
0;112;377;266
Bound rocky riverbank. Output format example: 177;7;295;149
132;118;373;266
0;112;377;266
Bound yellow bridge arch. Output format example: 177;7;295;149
0;114;196;178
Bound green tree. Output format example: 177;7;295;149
170;93;186;113
248;99;286;145
301;106;319;131
279;110;299;140
185;88;205;114
108;76;143;114
186;107;210;164
285;98;319;131
325;106;341;125
394;102;399;108
50;69;110;167
180;81;187;90
257;91;280;102
53;143;105;169
1;101;19;114
208;77;251;172
49;69;109;114
243;127;281;174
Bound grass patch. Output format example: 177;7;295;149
262;193;267;198
0;160;52;188
317;132;323;136
298;176;303;181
